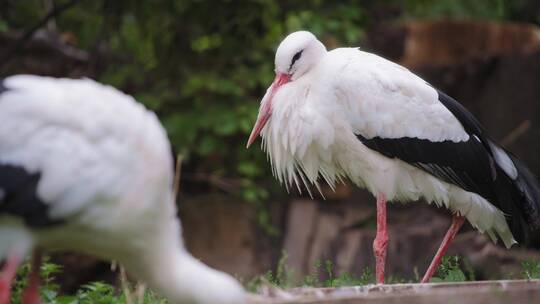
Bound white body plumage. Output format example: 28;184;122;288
0;75;244;304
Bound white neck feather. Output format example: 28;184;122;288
261;80;344;195
122;220;245;304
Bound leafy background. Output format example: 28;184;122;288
2;0;539;203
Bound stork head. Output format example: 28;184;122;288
274;31;327;80
247;31;327;148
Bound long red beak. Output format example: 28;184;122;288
246;73;291;148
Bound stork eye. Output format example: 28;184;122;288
289;50;303;71
292;51;303;63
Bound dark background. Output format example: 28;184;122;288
1;0;540;292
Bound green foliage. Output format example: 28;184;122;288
463;258;476;281
11;261;166;304
247;250;295;291
248;251;375;292
86;0;367;187
522;260;540;279
0;0;370;201
20;256;537;301
303;259;373;287
430;255;467;283
3;0;538;204
250;252;492;292
326;266;375;288
0;20;8;32
303;260;322;287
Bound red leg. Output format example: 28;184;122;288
421;215;465;283
22;250;42;304
0;252;22;304
373;193;388;284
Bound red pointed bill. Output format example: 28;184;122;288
246;73;291;148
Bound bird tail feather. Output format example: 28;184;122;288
487;139;540;245
508;154;540;232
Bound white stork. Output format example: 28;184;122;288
0;75;245;304
247;31;540;284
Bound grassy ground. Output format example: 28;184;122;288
246;254;476;291
9;255;540;303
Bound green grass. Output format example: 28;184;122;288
246;253;472;292
246;252;376;292
430;256;468;283
9;255;540;302
522;260;540;279
10;259;166;304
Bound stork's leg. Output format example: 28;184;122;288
373;193;388;284
22;250;42;304
421;215;465;283
0;252;22;304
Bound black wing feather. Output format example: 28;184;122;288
0;163;63;228
357;135;497;202
357;89;539;244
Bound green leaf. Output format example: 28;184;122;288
238;161;261;177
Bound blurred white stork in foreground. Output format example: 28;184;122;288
0;75;245;304
247;31;540;284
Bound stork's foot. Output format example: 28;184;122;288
0;253;22;304
421;215;465;283
373;193;388;284
22;250;42;304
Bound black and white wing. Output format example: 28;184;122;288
0;75;173;229
337;49;540;244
